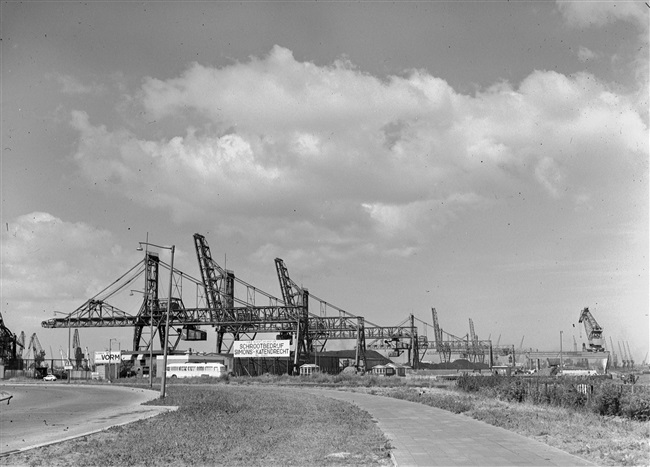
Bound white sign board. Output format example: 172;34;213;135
94;351;121;364
233;340;291;358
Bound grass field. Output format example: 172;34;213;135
0;383;392;467
2;374;648;466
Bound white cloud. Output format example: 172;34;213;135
1;213;130;302
51;73;105;95
577;46;598;63
535;157;565;198
67;46;647;260
556;1;648;115
556;1;648;30
0;213;140;334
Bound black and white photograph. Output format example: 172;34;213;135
1;1;648;465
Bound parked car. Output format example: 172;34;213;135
43;374;57;381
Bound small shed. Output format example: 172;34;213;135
299;363;320;376
372;364;397;377
386;363;407;377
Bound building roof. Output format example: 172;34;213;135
315;349;392;364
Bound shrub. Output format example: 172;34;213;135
592;383;622;416
386;387;473;414
501;380;527;403
621;392;650;421
559;385;587;409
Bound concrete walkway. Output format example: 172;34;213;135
299;388;594;467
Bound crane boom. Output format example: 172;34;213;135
578;307;604;351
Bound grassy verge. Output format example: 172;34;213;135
0;383;392;467
3;374;648;466
228;373;650;466
361;385;649;467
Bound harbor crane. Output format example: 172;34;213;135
24;333;46;367
578;307;604;351
609;336;618;368
626;341;634;368
72;329;85;369
618;341;628;368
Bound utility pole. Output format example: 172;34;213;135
559;331;563;375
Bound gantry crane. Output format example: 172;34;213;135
578;307;604;351
42;233;432;372
275;258;425;369
0;311;21;364
42;234;366;371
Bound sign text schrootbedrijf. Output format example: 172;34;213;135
233;340;290;358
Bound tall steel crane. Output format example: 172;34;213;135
194;233;236;351
609;336;618;368
274;258;372;369
578;307;604;351
618;341;628;368
24;333;46;367
18;331;25;356
72;329;84;369
274;257;311;370
468;318;484;363
626;341;634;368
85;346;93;368
431;308;450;363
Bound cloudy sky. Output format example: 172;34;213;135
2;1;648;362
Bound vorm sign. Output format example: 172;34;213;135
233;340;291;358
94;351;122;364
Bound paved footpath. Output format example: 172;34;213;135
299;388;594;467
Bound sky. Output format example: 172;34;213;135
1;1;648;363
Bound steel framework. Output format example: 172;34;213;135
41;233;496;371
0;311;20;364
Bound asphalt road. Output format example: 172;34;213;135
0;383;174;455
